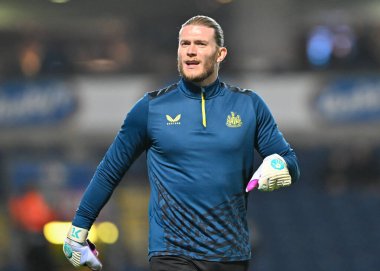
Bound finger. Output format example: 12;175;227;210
258;178;269;191
85;254;102;271
246;179;259;192
260;173;290;180
266;177;291;191
273;177;291;187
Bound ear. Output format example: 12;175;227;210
216;47;227;63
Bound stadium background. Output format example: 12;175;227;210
0;0;379;270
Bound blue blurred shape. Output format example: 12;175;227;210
0;79;78;127
307;26;333;67
315;77;380;123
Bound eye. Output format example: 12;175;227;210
195;41;208;47
180;41;190;47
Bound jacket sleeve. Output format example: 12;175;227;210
72;94;149;229
252;92;300;183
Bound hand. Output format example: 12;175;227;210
63;225;102;270
245;169;260;192
246;154;291;192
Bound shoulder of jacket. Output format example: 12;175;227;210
148;83;178;99
223;83;255;96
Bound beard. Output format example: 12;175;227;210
177;51;218;83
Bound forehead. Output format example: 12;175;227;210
179;25;215;42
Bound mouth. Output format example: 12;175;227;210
185;60;200;67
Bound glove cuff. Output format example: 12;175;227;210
67;224;88;244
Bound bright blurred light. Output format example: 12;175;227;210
43;221;118;244
307;26;333;67
44;222;71;244
97;222;119;244
332;25;355;58
50;0;71;3
307;24;356;68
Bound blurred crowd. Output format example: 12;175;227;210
0;1;379;271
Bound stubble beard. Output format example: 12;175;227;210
177;52;218;83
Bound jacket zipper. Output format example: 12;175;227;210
201;88;207;127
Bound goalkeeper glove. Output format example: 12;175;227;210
246;153;291;192
63;225;102;270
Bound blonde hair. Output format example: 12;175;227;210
181;15;224;47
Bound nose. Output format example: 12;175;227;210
187;44;197;56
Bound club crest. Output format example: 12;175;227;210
226;112;242;128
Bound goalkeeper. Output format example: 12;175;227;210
63;15;300;271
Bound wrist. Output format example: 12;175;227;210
264;153;287;169
67;224;88;244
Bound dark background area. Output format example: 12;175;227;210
0;1;379;271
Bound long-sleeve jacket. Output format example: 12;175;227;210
73;77;300;261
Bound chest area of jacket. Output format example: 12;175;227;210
148;96;255;153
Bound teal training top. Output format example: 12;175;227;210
73;77;300;261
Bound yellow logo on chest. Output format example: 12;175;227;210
166;114;181;125
226;112;242;128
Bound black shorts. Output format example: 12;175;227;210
149;256;250;271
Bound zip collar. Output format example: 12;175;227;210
179;77;224;99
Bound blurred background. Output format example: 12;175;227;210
0;0;379;270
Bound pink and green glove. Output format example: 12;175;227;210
246;154;292;192
63;225;102;270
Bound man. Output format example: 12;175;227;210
63;15;300;271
